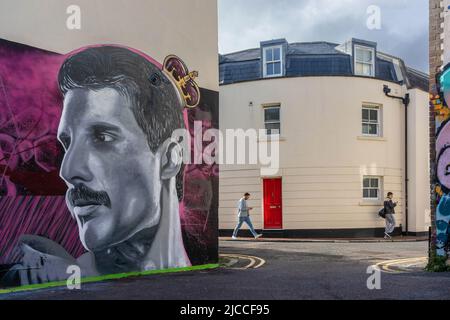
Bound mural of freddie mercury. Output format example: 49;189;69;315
2;45;201;285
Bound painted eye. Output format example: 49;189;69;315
94;132;115;143
446;164;450;176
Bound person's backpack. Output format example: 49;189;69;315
378;207;386;219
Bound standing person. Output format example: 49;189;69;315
232;193;262;239
384;192;398;240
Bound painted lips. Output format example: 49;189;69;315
73;204;100;217
73;203;102;224
67;184;111;224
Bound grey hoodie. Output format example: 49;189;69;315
237;197;249;218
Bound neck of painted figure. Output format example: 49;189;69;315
90;178;191;275
145;178;191;270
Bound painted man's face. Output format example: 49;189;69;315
58;88;162;252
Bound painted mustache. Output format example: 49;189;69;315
68;184;111;209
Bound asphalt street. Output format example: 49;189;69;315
1;240;450;300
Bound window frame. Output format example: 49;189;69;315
263;45;283;78
263;104;281;136
362;176;382;201
361;104;382;137
354;45;375;77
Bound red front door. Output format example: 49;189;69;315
263;178;283;229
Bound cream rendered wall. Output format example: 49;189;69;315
0;0;218;91
407;89;431;233
220;76;428;232
444;0;450;66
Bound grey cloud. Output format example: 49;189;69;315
219;0;428;72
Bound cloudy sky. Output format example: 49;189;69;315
218;0;428;73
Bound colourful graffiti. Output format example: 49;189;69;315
434;67;450;256
0;39;218;286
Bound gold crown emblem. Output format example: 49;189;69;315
163;55;200;108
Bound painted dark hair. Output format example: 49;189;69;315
57;46;185;200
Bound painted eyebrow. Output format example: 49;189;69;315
89;122;122;133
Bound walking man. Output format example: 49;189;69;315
232;193;262;239
384;192;397;240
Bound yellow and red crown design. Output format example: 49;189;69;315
163;55;200;108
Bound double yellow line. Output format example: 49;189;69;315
220;254;266;269
374;257;428;273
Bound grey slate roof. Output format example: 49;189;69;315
405;68;429;92
287;42;342;55
220;48;260;63
219;41;428;92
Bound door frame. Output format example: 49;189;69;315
261;177;283;230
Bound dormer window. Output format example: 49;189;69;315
263;45;283;78
354;45;375;77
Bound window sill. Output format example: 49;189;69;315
359;201;383;206
263;74;283;79
258;136;286;142
357;136;386;142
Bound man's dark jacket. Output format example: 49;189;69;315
384;199;397;214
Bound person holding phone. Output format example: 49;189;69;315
232;193;262;239
384;192;398;240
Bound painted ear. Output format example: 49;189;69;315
160;139;183;180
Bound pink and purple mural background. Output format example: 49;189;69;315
0;39;218;269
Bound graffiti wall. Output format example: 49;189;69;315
433;67;450;256
0;39;218;286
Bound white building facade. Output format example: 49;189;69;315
219;38;430;237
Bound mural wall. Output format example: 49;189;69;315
0;39;218;286
433;68;450;257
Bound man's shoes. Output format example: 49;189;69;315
254;234;262;239
384;232;392;240
231;236;237;240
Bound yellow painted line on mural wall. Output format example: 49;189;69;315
0;264;219;295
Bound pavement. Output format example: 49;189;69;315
219;235;428;243
2;239;450;300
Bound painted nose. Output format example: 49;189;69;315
60;141;94;185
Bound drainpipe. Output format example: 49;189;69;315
383;85;410;235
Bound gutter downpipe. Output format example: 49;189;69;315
383;85;410;235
